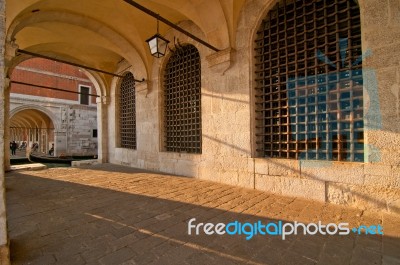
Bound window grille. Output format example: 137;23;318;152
254;0;363;162
120;72;137;149
164;45;202;153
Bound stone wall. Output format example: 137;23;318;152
108;0;400;214
10;96;98;157
0;0;10;263
62;105;98;156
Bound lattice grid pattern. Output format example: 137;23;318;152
120;72;137;149
255;0;363;161
164;45;202;153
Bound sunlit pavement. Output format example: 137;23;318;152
5;164;400;265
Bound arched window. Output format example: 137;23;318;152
119;72;137;149
255;0;363;162
163;44;202;153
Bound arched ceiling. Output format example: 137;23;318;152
6;0;247;91
10;109;54;129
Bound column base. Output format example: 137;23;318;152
0;243;10;265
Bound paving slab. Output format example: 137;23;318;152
9;163;47;171
5;164;400;265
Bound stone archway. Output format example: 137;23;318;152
10;107;56;156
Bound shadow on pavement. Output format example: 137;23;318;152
5;167;400;265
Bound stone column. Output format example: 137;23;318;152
3;78;10;171
97;96;109;163
4;41;18;171
0;0;10;263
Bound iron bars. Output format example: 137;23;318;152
254;0;363;162
164;45;202;154
120;73;137;149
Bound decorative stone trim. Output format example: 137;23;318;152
97;96;110;105
5;41;18;66
136;80;150;94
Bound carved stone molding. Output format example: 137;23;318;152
96;96;110;105
136;80;151;96
5;41;19;67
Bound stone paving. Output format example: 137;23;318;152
5;164;400;265
9;163;47;172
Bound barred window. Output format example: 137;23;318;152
119;72;136;149
255;0;363;162
164;44;202;153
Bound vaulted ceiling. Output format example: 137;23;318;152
10;109;53;129
7;0;247;88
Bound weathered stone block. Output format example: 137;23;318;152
361;0;390;28
217;156;249;171
175;160;198;178
392;166;400;187
253;158;301;176
366;43;400;69
238;172;254;189
247;158;255;173
218;170;239;186
326;182;400;214
364;26;400;49
389;0;400;26
198;166;218;181
378;150;400;166
177;152;202;162
255;174;325;201
71;159;99;167
388;197;400;215
372;68;400;118
367;130;400;150
144;161;159;172
210;97;222;115
137;159;145;168
301;161;364;185
254;159;268;174
364;174;393;187
364;164;391;177
159;158;177;175
269;159;300;176
198;160;224;176
228;133;251;157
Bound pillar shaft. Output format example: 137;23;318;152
0;0;10;262
97;96;109;163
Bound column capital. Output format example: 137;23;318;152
136;80;150;92
5;41;19;67
206;47;235;75
4;78;10;90
96;96;110;105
